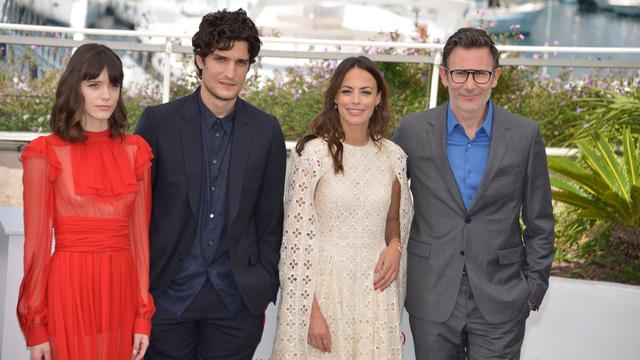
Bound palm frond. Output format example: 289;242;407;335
578;142;627;200
548;156;610;196
623;128;639;186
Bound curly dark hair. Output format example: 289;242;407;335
192;8;262;78
296;56;391;174
442;27;500;69
50;43;128;142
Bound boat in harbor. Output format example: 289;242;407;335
16;0;107;26
608;0;640;15
467;0;546;34
594;0;613;10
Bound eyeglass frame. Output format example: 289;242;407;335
442;67;497;85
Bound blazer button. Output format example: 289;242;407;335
459;250;465;256
464;217;471;224
178;254;184;262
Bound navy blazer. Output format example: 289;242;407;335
135;90;286;316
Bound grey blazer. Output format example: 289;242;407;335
392;103;554;324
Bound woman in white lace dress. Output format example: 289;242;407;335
272;56;413;359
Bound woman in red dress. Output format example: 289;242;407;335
17;43;155;360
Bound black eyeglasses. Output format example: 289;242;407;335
443;68;495;84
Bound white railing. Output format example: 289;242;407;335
2;22;640;106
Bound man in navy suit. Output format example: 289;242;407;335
136;9;286;359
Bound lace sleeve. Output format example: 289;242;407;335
388;143;414;313
273;143;328;359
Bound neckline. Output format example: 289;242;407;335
85;129;110;138
343;138;373;149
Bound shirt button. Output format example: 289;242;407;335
211;186;216;191
215;132;220;137
212;159;217;164
467;144;471;148
208;241;213;247
465;217;471;224
209;213;214;218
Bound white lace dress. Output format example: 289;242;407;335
273;138;413;360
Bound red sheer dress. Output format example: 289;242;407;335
17;130;156;359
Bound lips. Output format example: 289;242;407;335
346;108;365;116
95;105;112;111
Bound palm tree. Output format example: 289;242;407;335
548;127;640;261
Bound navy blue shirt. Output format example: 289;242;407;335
446;101;494;210
157;92;244;315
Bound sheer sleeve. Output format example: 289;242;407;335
129;138;156;335
17;137;56;346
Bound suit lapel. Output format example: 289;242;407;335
179;91;203;220
227;98;252;229
427;103;466;214
468;105;511;214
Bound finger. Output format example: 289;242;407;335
132;337;141;359
310;335;320;350
325;333;332;352
374;253;384;274
320;337;329;352
134;340;148;360
374;264;390;289
378;268;396;291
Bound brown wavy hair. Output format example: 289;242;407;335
192;9;262;78
296;56;391;173
50;43;127;142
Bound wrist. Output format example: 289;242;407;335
387;239;402;253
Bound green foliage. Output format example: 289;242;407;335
241;63;330;141
548;128;640;228
572;87;640;143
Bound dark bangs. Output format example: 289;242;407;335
80;46;124;87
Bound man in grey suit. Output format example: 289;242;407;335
392;28;554;359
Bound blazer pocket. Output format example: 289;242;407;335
494;163;524;178
498;245;525;265
407;241;431;258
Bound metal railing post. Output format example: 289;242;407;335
429;51;441;109
162;38;173;103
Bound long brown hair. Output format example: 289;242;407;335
296;56;391;173
50;43;128;142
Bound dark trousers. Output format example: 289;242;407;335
410;273;529;360
147;281;264;360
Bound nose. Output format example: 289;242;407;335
463;76;477;90
223;61;236;78
100;85;111;100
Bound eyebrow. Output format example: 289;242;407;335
213;54;250;62
340;85;374;90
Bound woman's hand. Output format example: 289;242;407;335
29;342;51;360
308;297;332;353
131;333;149;360
373;239;401;291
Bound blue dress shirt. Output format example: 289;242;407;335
157;91;244;316
446;101;494;211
